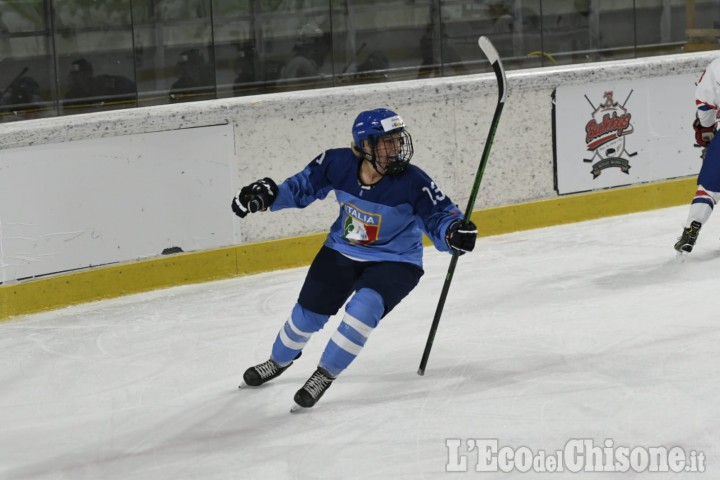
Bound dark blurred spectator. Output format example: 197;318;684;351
279;22;331;88
417;26;468;78
0;69;44;121
63;58;136;114
232;42;258;97
354;51;390;84
169;49;215;103
65;58;94;101
94;74;135;102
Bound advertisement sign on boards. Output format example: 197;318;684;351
555;75;701;195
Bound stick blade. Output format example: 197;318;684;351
478;36;508;104
478;36;500;64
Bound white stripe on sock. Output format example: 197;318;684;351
330;330;363;356
287;317;312;338
342;313;374;338
279;326;309;350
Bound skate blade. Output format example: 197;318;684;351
238;381;251;389
290;403;307;414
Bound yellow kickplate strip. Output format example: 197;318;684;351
0;234;326;321
471;177;696;236
0;177;695;321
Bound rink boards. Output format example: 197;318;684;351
0;176;694;320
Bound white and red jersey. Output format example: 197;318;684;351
695;57;720;128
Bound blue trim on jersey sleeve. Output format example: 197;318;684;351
406;165;463;252
420;211;459;253
271;151;335;210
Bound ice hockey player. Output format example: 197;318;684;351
231;108;477;411
675;57;720;253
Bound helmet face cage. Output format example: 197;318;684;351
367;129;413;175
352;108;414;175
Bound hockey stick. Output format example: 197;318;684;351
418;36;507;376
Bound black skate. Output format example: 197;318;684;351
290;367;335;412
239;353;300;388
674;221;702;253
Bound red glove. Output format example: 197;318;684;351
694;117;715;147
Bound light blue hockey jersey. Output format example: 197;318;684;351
270;148;464;268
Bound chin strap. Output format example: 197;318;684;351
358;143;384;176
370;158;385;176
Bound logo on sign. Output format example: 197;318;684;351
583;90;637;178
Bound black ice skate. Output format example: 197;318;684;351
290;367;335;412
674;221;702;253
239;354;300;388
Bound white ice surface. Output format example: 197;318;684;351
1;205;718;480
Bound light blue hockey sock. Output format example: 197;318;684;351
319;288;385;377
271;303;329;366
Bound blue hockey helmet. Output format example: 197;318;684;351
352;108;413;175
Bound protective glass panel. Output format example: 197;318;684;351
1;0;719;123
685;0;720;53
132;0;216;106
331;0;433;86
211;0;265;97
0;0;57;122
53;0;137;115
441;0;544;74
262;0;333;93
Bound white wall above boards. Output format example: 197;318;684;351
554;74;700;195
0;123;236;283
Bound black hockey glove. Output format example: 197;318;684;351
446;219;477;255
231;177;278;218
693;117;715;147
